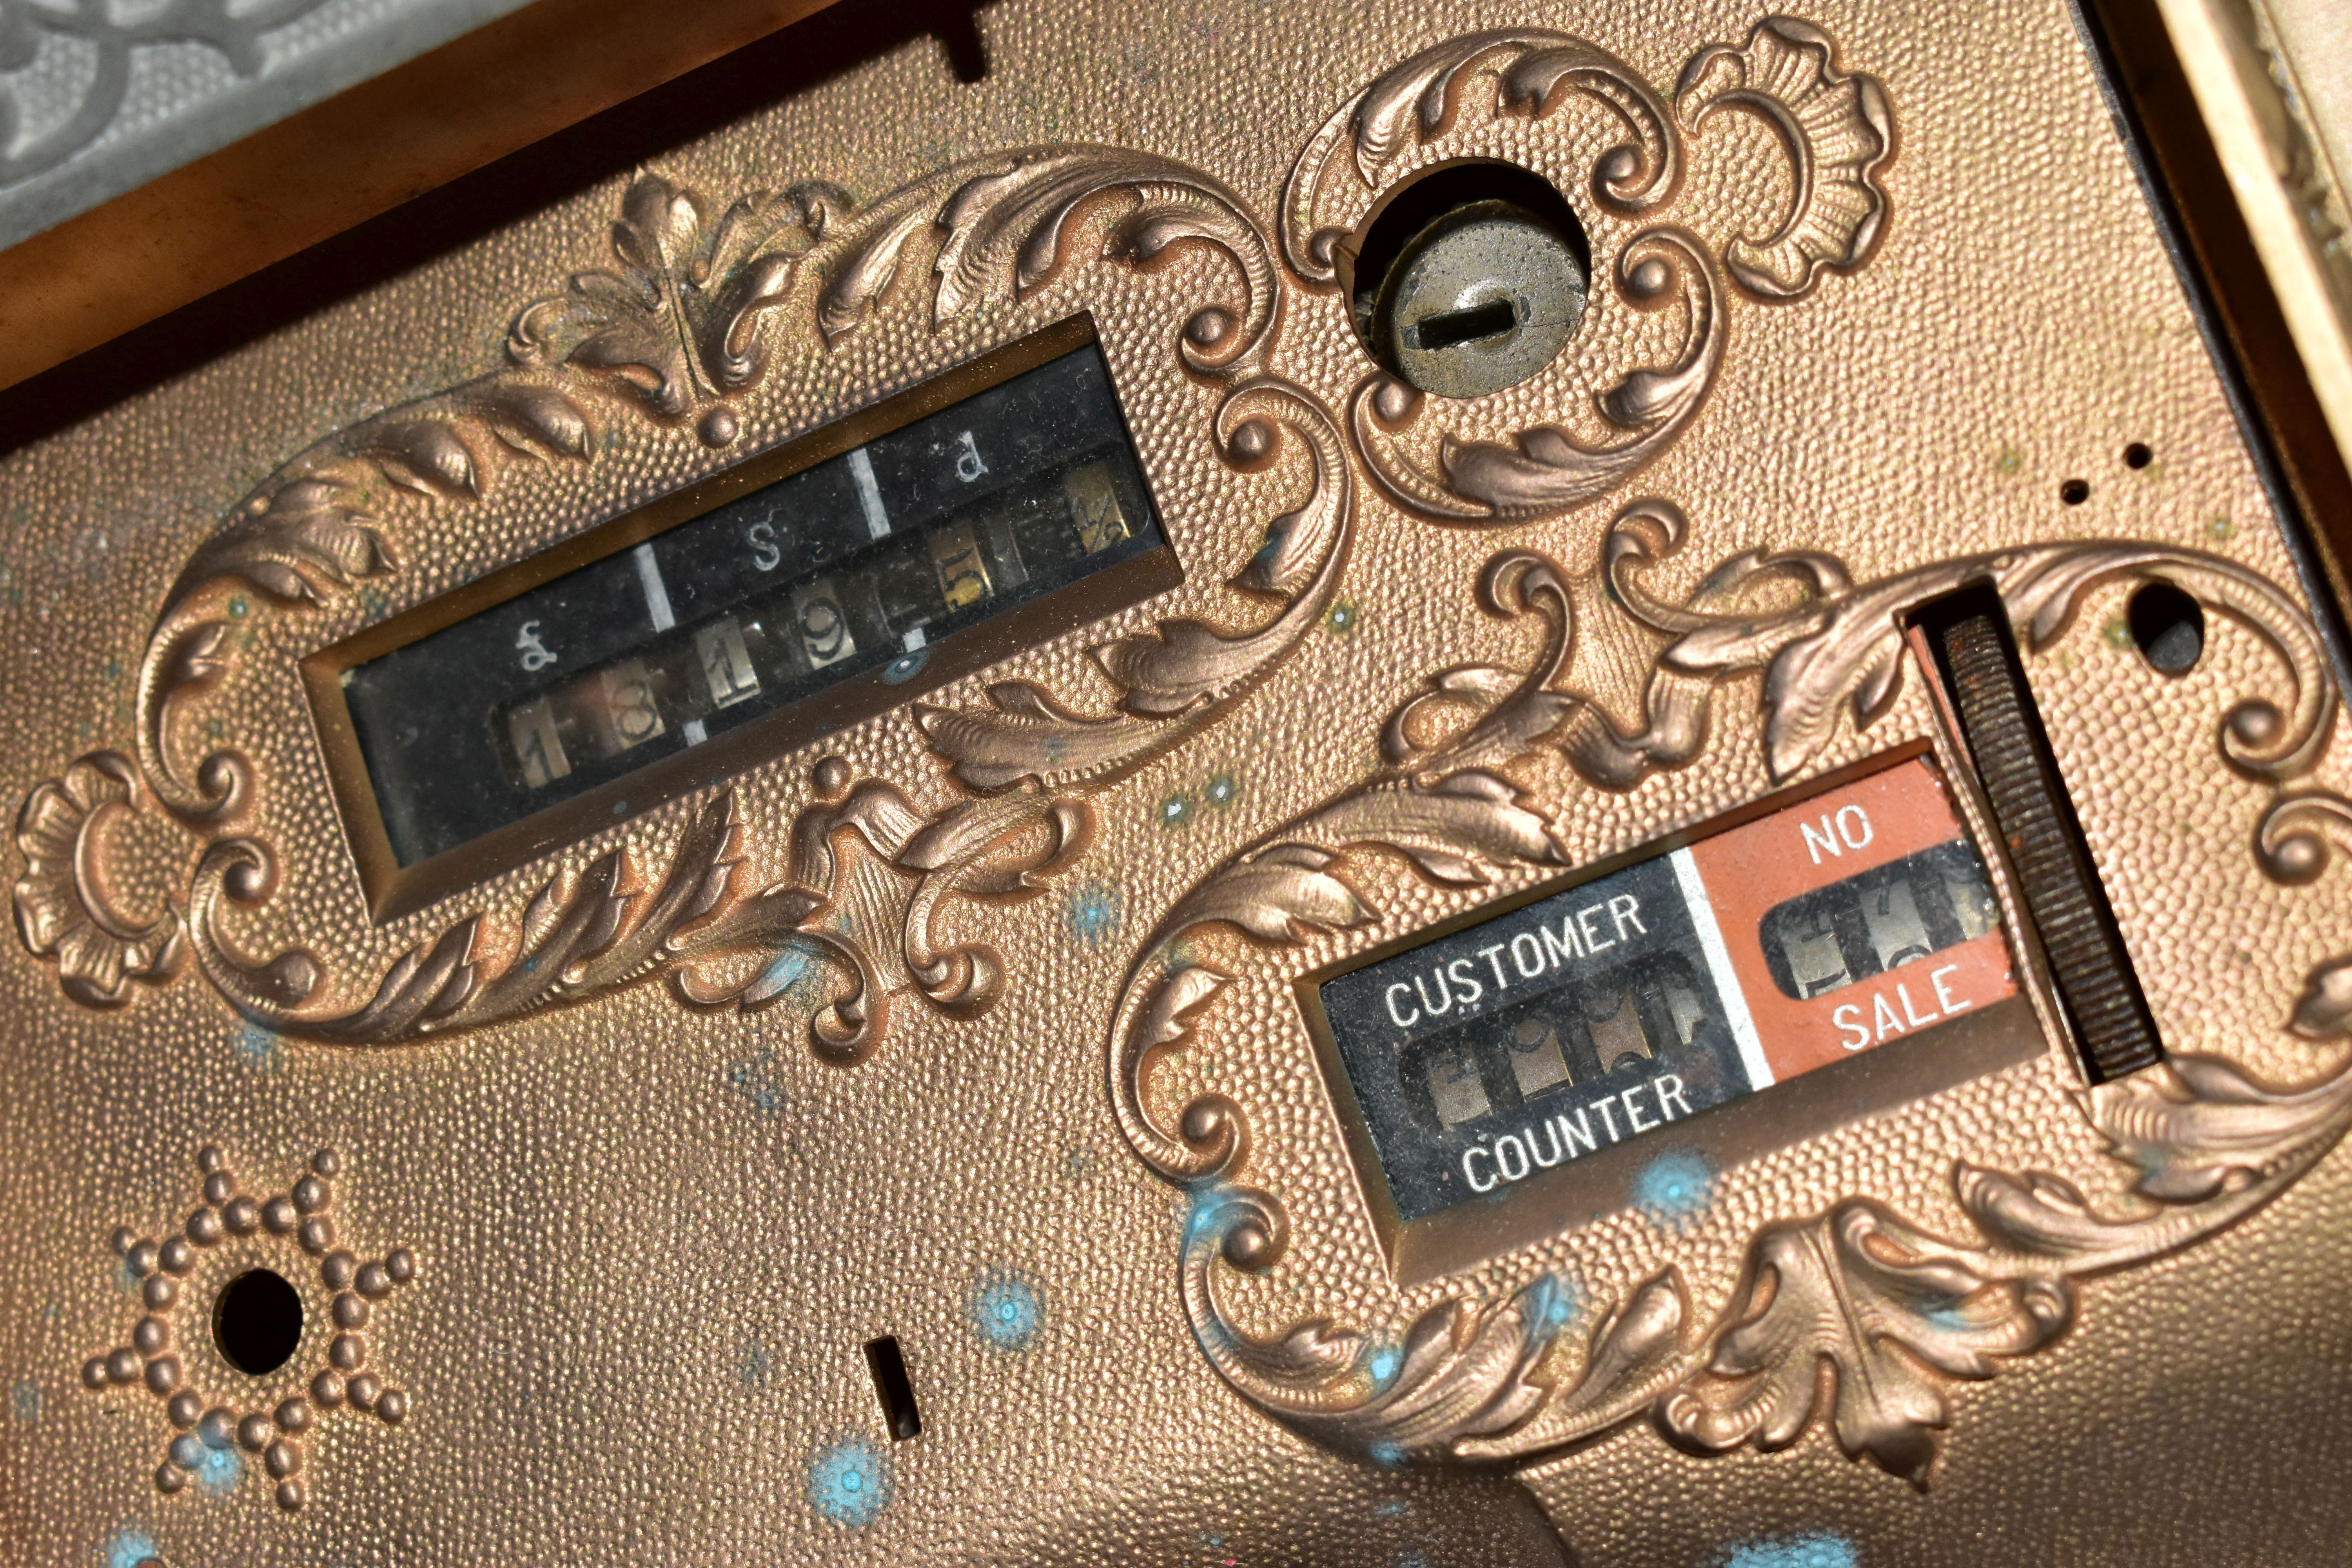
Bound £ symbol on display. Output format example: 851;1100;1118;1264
514;620;557;672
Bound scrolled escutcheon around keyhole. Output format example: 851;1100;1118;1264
1343;161;1592;400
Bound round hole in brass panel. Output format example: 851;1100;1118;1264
1346;160;1591;399
213;1268;302;1376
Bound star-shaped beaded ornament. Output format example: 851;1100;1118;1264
80;1146;415;1512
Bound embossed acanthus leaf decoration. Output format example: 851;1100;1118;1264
1105;516;2352;1479
510;175;821;417
1279;28;1682;285
1373;499;2339;796
1657;1204;2069;1483
175;368;1351;1054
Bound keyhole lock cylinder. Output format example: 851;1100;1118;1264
1351;163;1592;401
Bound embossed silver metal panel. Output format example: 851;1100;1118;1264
0;0;534;248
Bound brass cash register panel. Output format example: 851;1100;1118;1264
4;0;2352;1564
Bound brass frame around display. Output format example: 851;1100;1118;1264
1294;736;2047;1287
303;312;1183;922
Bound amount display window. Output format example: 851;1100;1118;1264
310;319;1178;917
1758;842;2001;1001
1309;751;2026;1241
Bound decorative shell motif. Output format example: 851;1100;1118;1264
11;752;183;1007
1675;17;1895;299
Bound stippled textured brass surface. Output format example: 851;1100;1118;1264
3;0;2351;1563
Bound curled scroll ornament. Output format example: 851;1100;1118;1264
1299;19;1893;524
1113;519;2352;1476
1278;28;1682;285
2254;788;2352;1037
19;151;1320;1056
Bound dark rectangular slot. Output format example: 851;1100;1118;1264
1911;584;2164;1081
1414;298;1517;352
864;1336;921;1441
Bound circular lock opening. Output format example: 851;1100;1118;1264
2127;582;2205;675
1344;161;1590;400
213;1267;303;1376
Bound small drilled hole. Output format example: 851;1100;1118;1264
214;1269;302;1376
2060;479;2090;505
2124;442;2152;469
2128;583;2205;674
864;1337;921;1441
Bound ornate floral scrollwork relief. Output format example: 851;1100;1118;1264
19;136;1345;1056
1292;20;1893;524
168;370;1350;1053
1278;29;1683;285
1108;515;2352;1479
